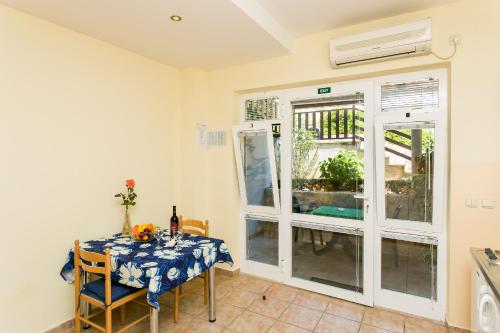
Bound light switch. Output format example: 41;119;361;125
481;198;495;209
466;198;479;208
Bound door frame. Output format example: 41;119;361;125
232;121;281;215
234;68;448;320
233;118;284;280
372;68;448;321
276;79;375;306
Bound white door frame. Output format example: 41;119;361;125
234;68;448;320
232;121;281;215
373;68;448;321
233;119;284;280
277;79;375;306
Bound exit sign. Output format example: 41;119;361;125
317;87;331;94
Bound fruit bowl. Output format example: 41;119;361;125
132;223;156;242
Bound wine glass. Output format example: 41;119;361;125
174;230;183;251
153;227;163;249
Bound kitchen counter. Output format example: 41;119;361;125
471;247;500;301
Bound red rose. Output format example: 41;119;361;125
125;179;135;189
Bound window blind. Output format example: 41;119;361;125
245;97;279;121
381;78;439;112
291;221;363;236
380;231;438;245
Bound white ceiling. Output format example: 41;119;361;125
1;0;458;69
256;0;459;37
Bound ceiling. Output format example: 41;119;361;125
256;0;459;37
1;0;459;69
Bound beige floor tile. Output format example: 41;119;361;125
221;289;260;308
158;309;194;333
178;292;208;316
181;278;205;293
314;313;360;333
192;281;233;300
218;279;241;290
248;297;290;319
199;302;243;327
293;291;330;311
362;308;405;333
224;274;251;289
279;304;323;331
266;284;301;302
228;310;275;333
405;316;447;333
216;284;236;300
325;298;365;322
241;277;274;294
358;324;393;333
179;317;224;333
269;321;312;333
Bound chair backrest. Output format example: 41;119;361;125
74;240;112;305
179;216;209;237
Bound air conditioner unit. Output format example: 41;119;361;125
330;19;432;68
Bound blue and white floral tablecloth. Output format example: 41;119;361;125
60;232;233;309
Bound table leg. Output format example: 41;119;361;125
82;271;91;329
208;265;216;322
150;308;159;333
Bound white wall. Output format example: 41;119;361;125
0;4;181;332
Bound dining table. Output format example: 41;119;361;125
60;231;233;333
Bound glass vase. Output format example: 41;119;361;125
122;211;132;236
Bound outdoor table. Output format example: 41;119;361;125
311;205;364;220
60;232;233;333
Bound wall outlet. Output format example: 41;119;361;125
449;35;462;46
466;198;479;208
481;198;495;209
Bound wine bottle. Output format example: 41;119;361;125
170;205;179;237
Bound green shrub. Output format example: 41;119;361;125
319;151;364;191
292;129;319;189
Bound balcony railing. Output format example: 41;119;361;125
293;106;412;161
293;106;364;145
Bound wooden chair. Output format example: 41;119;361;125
172;217;209;323
74;240;150;333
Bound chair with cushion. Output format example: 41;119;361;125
73;240;150;333
172;217;209;323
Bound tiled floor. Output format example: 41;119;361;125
58;272;460;333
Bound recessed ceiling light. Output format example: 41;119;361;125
170;15;182;22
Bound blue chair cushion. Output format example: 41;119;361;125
81;279;141;304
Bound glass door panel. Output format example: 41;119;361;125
240;130;274;207
292;223;363;293
286;88;373;306
246;217;279;266
383;123;435;224
291;99;365;221
381;234;437;300
233;122;280;214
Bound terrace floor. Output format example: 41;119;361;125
51;272;465;333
